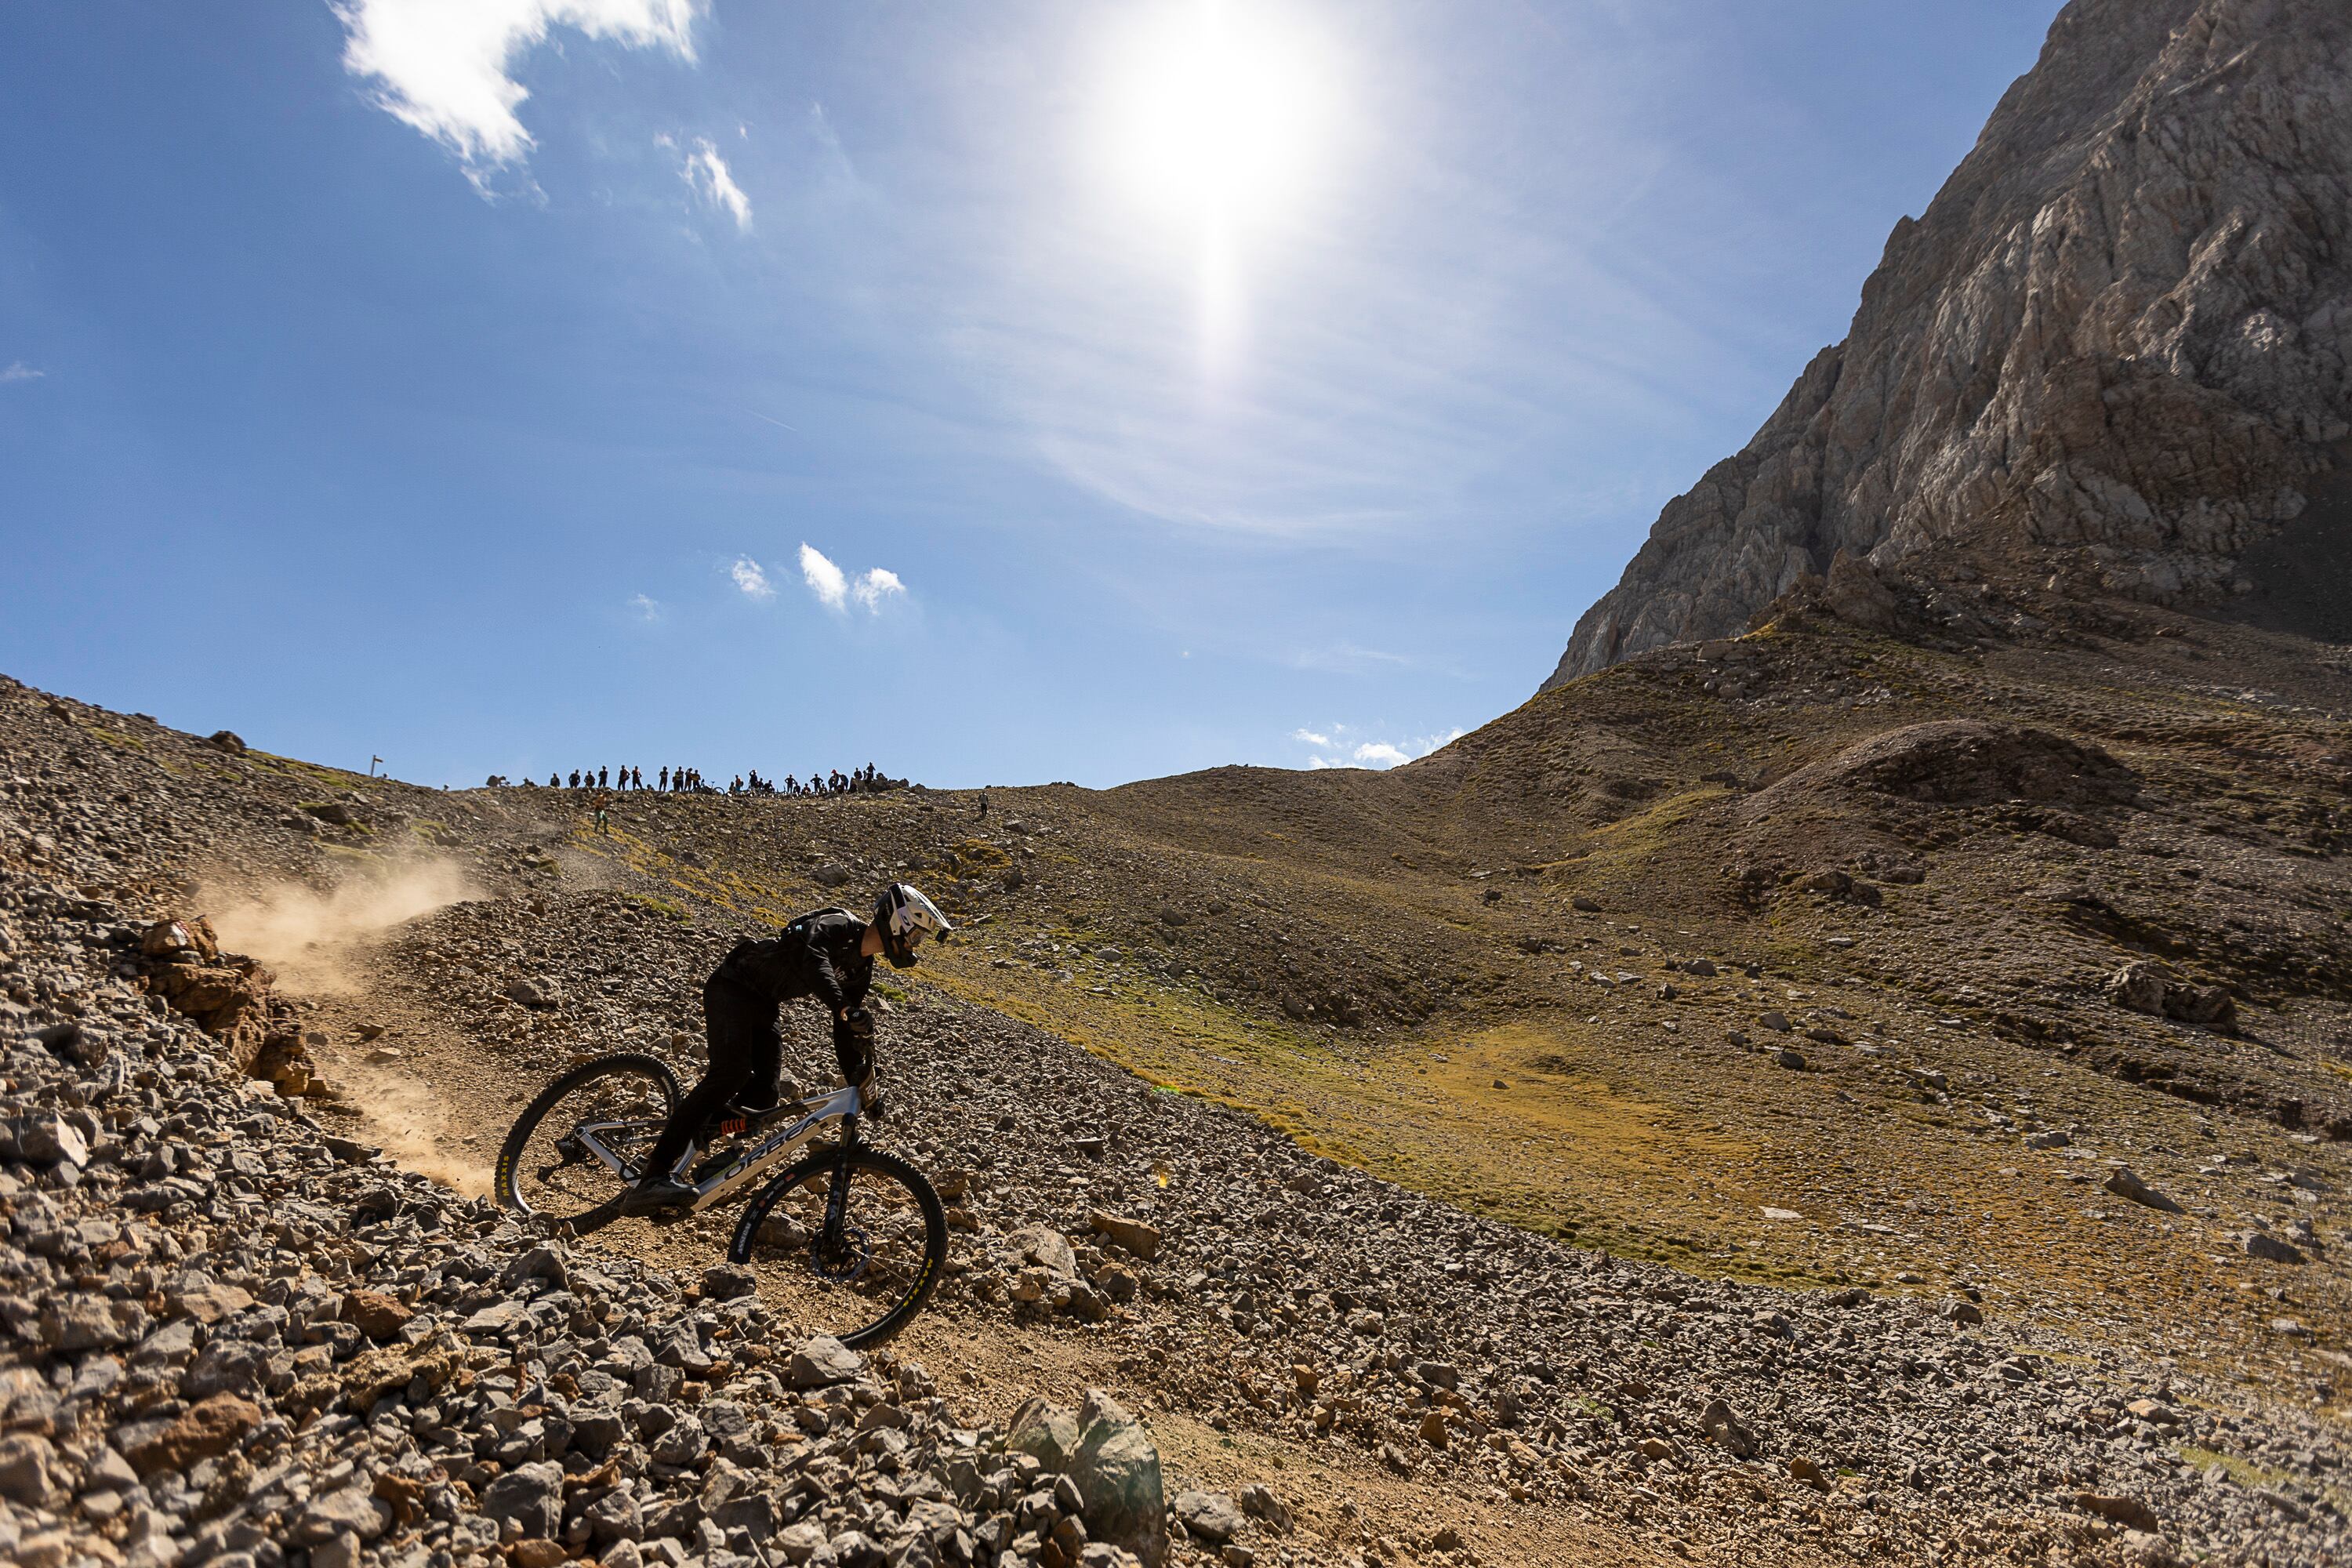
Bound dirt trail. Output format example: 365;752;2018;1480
292;942;1703;1568
309;1001;499;1197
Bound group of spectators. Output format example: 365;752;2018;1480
484;763;898;798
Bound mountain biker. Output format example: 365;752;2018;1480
620;882;953;1214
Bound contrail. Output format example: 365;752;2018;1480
745;409;800;433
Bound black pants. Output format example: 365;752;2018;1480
644;978;782;1179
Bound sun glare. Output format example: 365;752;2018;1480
1102;0;1334;230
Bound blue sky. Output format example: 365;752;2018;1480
0;1;2060;790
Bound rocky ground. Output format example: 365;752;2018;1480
2;612;2349;1568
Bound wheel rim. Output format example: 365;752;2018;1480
509;1065;671;1223
742;1160;938;1343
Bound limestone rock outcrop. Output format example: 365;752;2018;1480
1548;0;2352;685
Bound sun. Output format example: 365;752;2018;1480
1100;0;1336;230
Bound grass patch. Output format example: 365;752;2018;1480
251;753;366;791
2177;1445;2296;1490
627;893;691;923
913;952;1789;1276
954;838;1011;870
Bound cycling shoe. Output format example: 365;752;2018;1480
615;1177;696;1216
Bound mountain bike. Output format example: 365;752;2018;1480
493;1053;946;1347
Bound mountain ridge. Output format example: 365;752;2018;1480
1546;0;2352;688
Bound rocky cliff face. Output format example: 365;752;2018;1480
1547;0;2352;687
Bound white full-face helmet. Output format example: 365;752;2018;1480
874;883;953;969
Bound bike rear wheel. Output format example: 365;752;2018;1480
729;1145;946;1347
495;1052;680;1229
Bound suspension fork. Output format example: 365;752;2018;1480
821;1114;862;1247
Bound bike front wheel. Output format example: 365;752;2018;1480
729;1145;947;1347
495;1052;680;1229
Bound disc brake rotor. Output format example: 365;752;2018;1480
811;1225;872;1283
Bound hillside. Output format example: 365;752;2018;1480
11;0;2352;1565
4;588;2347;1566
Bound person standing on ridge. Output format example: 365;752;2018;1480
621;884;954;1213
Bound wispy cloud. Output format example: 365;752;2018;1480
628;593;663;622
679;136;751;228
334;0;702;177
0;362;43;384
799;544;848;610
729;557;774;601
851;568;905;611
1352;741;1410;767
1289;643;1412;675
1290;728;1333;747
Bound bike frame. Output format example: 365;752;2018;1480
572;1083;865;1214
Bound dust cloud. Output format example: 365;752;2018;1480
204;858;481;995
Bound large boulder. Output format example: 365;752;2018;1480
1070;1389;1167;1568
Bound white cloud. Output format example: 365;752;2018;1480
628;593;662;622
729;557;774;601
0;362;43;384
1290;721;1465;772
799;547;906;614
851;568;905;612
798;544;848;610
680;136;751;228
334;0;702;173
